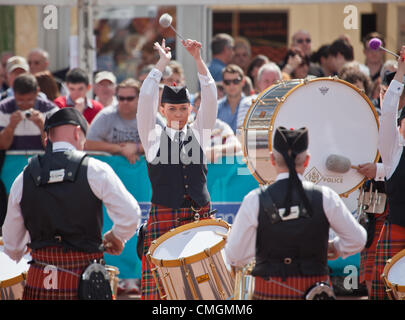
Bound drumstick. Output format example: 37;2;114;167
215;231;228;239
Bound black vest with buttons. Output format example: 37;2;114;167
20;150;103;252
146;126;210;208
385;147;405;228
251;179;330;279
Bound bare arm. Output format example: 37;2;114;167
84;139;122;154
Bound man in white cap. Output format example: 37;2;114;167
1;56;30;100
93;71;118;108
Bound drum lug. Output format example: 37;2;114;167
147;253;167;300
204;248;226;300
180;258;199;300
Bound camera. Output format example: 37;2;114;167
23;110;32;118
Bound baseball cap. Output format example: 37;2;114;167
6;56;29;74
94;71;117;85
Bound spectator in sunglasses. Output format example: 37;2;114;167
291;30;324;77
85;78;161;164
291;30;312;56
217;64;252;133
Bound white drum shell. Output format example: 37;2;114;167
149;221;234;300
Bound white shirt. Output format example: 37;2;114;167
2;141;141;262
137;68;217;163
224;173;367;267
378;79;405;180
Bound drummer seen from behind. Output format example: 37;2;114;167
137;38;217;300
224;126;367;300
2;108;141;300
370;45;405;300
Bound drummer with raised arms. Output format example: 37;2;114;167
372;46;405;300
224;126;366;300
137;38;217;300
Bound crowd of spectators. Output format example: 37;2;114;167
0;29;395;159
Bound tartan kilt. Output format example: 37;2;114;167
359;208;388;284
23;246;104;300
253;275;331;300
370;222;405;300
141;202;211;300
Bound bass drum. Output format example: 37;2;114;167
242;78;379;197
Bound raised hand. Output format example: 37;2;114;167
181;39;202;61
154;39;172;72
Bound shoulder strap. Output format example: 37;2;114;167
28;155;44;186
258;186;281;224
27;151;87;186
64;151;88;182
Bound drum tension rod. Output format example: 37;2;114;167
146;253;167;300
180;258;199;300
204;248;226;300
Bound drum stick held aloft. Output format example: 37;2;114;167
159;13;186;42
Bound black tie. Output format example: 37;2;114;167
177;131;184;151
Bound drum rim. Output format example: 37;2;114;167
0;272;26;289
241;81;279;185
147;218;230;267
267;77;380;197
241;80;302;185
382;248;405;291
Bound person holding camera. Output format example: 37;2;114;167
0;73;58;150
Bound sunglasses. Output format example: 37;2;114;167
117;95;137;102
223;78;242;85
296;38;311;44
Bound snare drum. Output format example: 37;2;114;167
147;219;234;300
242;78;379;197
0;239;30;300
381;249;405;300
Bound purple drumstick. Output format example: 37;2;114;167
368;38;400;59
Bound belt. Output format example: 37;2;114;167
180;197;205;209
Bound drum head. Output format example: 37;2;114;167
387;252;405;286
269;78;379;196
0;246;30;285
243;78;379;196
149;219;229;267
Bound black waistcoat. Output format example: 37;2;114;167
20;150;103;252
146;126;210;208
252;179;330;278
385;148;405;227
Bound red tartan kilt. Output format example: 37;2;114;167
253;275;331;300
371;222;405;300
360;208;389;283
141;202;212;300
23;246;104;300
